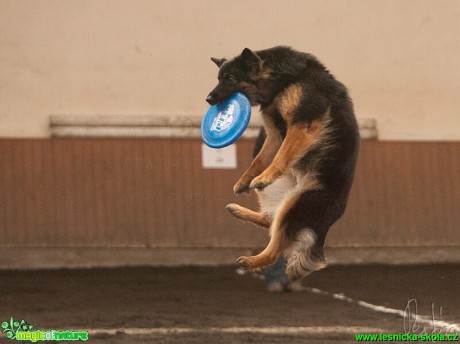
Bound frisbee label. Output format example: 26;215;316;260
210;104;234;132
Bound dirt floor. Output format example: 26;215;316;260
0;264;459;343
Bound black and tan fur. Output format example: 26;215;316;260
206;46;360;280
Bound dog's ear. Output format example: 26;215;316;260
210;57;226;68
241;48;260;66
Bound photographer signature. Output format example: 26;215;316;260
403;298;458;335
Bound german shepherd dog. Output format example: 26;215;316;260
206;46;360;280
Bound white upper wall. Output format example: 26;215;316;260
0;0;459;140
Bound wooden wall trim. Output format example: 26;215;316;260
49;115;378;140
1;247;459;270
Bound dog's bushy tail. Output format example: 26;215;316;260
285;229;327;281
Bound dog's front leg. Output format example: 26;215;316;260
233;120;282;194
250;121;323;190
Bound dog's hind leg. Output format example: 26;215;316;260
236;186;303;271
227;174;297;229
236;225;287;270
285;229;327;281
226;204;271;228
283;188;330;280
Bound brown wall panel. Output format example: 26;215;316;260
329;141;460;247
0;139;459;248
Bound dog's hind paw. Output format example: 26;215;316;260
226;203;243;217
236;256;251;270
237;256;263;271
236;255;273;271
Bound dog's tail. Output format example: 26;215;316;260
285;228;327;281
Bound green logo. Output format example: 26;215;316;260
2;318;33;340
2;317;88;342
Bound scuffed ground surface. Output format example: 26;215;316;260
0;264;458;343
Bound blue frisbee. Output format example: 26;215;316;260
201;92;251;148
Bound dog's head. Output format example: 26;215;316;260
206;48;271;106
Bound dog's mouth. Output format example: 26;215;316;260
206;90;229;105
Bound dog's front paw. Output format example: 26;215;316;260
249;167;282;190
249;177;271;190
233;177;254;194
233;183;249;195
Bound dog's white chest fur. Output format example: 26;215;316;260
256;174;297;217
256;171;320;218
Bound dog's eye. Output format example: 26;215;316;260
224;73;236;82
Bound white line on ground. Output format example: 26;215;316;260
86;326;384;336
74;287;459;337
305;287;460;333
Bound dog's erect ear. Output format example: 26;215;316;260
210;57;226;68
241;48;260;65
